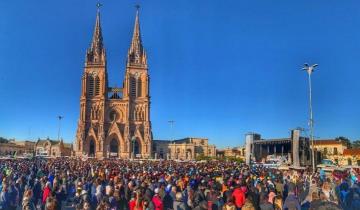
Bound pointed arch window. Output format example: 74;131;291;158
88;75;101;97
95;76;100;96
88;76;94;96
130;77;137;98
137;78;142;97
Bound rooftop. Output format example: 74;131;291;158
343;148;360;156
313;139;346;145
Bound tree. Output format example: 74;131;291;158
0;137;9;143
352;140;360;148
335;136;351;148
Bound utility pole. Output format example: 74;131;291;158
302;63;318;172
168;120;175;141
57;116;64;141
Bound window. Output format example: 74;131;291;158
333;147;338;155
109;110;118;121
348;158;352;166
137;79;142;97
323;147;328;155
88;76;94;96
130;77;136;97
88;76;101;97
95;77;100;95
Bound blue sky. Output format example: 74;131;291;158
0;0;359;147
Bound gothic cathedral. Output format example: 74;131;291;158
74;7;152;159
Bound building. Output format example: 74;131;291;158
245;129;312;166
35;138;72;157
313;139;360;166
341;149;360;166
216;147;245;159
74;7;152;158
0;139;35;156
11;140;36;153
153;138;216;160
0;138;72;157
313;139;347;157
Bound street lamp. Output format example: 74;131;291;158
302;63;318;172
57;116;63;141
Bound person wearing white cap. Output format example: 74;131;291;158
152;188;163;210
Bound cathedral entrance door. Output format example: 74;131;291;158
89;139;95;157
109;138;119;158
133;140;140;157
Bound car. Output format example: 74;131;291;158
317;159;338;171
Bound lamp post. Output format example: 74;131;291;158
57;116;63;141
302;63;318;172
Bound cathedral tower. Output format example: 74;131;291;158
75;6;152;159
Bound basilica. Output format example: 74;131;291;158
74;7;152;158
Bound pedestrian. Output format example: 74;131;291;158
22;189;36;210
0;184;10;210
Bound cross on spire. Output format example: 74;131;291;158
97;2;103;11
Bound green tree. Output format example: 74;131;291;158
352;140;360;148
335;136;351;148
0;137;9;143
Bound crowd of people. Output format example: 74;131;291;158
0;157;359;210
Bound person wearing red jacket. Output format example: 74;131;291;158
129;191;144;210
232;185;245;209
42;182;51;204
152;188;164;210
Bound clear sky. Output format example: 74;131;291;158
0;0;359;147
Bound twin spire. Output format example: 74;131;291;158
127;5;147;67
86;6;105;65
86;4;147;68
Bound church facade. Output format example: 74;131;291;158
74;7;152;159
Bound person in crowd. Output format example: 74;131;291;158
283;183;301;210
242;195;256;210
173;192;188;210
259;193;274;210
42;181;52;205
152;188;164;210
222;197;236;210
273;195;282;210
0;184;9;210
22;188;36;210
232;184;245;209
